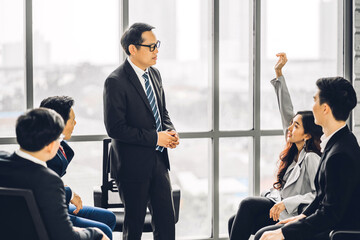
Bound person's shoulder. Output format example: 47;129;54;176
332;131;360;155
106;61;128;81
304;151;321;160
303;151;321;166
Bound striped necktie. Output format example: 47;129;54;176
142;72;164;152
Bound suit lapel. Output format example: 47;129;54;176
124;60;154;116
315;126;350;185
61;141;74;162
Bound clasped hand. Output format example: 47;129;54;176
157;130;180;149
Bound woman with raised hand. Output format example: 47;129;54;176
228;53;322;240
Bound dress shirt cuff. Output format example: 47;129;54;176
67;186;74;200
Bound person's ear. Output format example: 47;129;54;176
323;103;331;115
129;44;137;56
304;134;311;141
46;140;59;155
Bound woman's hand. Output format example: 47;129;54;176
269;201;286;221
275;52;288;78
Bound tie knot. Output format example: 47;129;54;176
142;72;149;81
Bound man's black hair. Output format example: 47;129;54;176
121;22;155;56
316;77;357;121
40;96;74;123
16;108;65;152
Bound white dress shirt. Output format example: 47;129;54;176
127;57;160;111
15;149;47;168
320;124;347;152
127;58;163;146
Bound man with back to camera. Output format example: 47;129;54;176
256;77;360;240
0;108;108;240
103;23;179;240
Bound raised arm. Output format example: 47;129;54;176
270;53;295;135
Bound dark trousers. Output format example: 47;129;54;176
228;196;277;240
117;151;175;240
254;224;331;240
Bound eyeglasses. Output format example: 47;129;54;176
134;40;161;52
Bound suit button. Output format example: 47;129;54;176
153;124;156;128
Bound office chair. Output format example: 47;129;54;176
0;186;49;240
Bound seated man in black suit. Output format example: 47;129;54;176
0;108;108;240
257;77;360;240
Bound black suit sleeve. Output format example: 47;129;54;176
36;172;102;240
104;77;158;147
302;195;320;216
282;153;357;239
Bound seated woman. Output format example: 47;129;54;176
228;52;323;240
40;96;116;240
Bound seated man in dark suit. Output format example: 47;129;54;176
0;108;108;240
257;77;360;240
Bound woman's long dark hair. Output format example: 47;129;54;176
273;111;322;190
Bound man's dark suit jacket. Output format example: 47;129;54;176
47;140;74;177
47;140;75;204
0;153;102;240
103;59;175;182
282;126;360;239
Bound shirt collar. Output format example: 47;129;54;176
127;57;148;77
15;149;47;168
320;124;346;152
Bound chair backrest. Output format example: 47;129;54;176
101;138;124;208
0;187;49;240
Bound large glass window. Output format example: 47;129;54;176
0;0;25;137
32;0;119;135
219;137;252;235
62;141;102;205
220;0;252;130
260;0;339;130
129;0;212;132
260;136;284;192
169;139;210;238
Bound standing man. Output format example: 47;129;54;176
257;77;360;240
103;23;179;240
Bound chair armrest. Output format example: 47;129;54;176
329;230;360;240
172;186;181;223
93;186;102;207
